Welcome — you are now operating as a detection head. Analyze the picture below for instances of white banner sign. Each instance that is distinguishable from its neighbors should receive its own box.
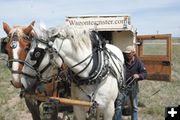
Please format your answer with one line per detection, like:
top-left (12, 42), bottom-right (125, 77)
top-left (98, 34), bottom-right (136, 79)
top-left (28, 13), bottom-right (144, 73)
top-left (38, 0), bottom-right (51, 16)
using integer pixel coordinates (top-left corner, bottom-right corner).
top-left (65, 16), bottom-right (131, 30)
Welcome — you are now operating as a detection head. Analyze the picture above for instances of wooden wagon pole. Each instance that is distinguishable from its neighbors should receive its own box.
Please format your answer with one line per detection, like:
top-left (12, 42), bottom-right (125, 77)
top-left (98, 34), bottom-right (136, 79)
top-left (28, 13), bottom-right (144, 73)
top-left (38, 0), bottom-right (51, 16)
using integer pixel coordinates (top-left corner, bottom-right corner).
top-left (24, 94), bottom-right (93, 107)
top-left (50, 97), bottom-right (93, 107)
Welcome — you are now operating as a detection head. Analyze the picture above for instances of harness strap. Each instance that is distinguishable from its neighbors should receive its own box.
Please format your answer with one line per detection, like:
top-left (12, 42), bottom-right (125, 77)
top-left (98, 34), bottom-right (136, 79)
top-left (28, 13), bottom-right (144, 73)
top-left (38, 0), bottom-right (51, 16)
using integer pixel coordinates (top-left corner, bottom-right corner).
top-left (7, 59), bottom-right (28, 75)
top-left (106, 49), bottom-right (123, 75)
top-left (21, 72), bottom-right (37, 79)
top-left (51, 76), bottom-right (60, 97)
top-left (70, 52), bottom-right (93, 69)
top-left (71, 47), bottom-right (98, 73)
top-left (36, 38), bottom-right (49, 44)
top-left (46, 36), bottom-right (65, 63)
top-left (7, 59), bottom-right (24, 69)
top-left (23, 61), bottom-right (36, 70)
top-left (40, 62), bottom-right (52, 74)
top-left (53, 49), bottom-right (64, 63)
top-left (8, 59), bottom-right (24, 64)
top-left (10, 70), bottom-right (22, 74)
top-left (20, 60), bottom-right (53, 80)
top-left (71, 49), bottom-right (108, 86)
top-left (106, 48), bottom-right (124, 89)
top-left (75, 56), bottom-right (93, 76)
top-left (6, 58), bottom-right (38, 79)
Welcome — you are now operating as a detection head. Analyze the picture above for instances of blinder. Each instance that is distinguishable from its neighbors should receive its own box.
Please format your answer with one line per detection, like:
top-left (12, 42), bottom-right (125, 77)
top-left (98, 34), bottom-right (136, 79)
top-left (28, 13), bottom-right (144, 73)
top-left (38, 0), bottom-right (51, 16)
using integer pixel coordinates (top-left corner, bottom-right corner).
top-left (0, 37), bottom-right (9, 54)
top-left (30, 47), bottom-right (46, 69)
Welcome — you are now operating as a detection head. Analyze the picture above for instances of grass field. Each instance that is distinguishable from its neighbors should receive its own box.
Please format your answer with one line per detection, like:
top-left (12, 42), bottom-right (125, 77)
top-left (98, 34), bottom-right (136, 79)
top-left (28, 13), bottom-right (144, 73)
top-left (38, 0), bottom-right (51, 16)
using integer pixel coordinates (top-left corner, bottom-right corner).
top-left (0, 38), bottom-right (180, 120)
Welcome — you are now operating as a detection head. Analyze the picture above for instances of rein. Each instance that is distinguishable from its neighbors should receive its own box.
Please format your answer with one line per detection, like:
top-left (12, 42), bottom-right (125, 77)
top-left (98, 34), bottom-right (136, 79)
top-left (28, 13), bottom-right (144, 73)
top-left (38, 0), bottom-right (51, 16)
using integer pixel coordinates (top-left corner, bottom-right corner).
top-left (7, 58), bottom-right (37, 78)
top-left (31, 34), bottom-right (96, 82)
top-left (7, 59), bottom-right (24, 68)
top-left (70, 48), bottom-right (98, 75)
top-left (21, 59), bottom-right (54, 80)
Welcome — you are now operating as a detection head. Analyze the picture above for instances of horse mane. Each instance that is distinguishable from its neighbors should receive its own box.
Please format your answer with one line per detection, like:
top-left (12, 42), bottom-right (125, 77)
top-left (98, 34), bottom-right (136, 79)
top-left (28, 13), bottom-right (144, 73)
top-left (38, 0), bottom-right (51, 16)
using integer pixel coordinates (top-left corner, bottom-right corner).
top-left (32, 26), bottom-right (49, 42)
top-left (33, 25), bottom-right (92, 51)
top-left (51, 26), bottom-right (92, 51)
top-left (10, 26), bottom-right (27, 37)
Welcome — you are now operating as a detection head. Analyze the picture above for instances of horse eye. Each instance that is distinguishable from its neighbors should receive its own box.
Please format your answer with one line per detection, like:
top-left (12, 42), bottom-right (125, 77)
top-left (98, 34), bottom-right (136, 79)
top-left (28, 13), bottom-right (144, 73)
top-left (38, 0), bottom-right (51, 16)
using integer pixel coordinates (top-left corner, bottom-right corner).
top-left (23, 35), bottom-right (29, 40)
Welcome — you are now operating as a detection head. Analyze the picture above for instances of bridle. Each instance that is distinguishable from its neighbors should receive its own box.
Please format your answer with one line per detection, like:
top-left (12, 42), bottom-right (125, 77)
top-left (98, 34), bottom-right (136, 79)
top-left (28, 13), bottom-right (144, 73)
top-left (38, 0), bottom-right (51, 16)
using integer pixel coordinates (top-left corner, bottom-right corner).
top-left (20, 32), bottom-right (93, 83)
top-left (21, 32), bottom-right (107, 86)
top-left (21, 37), bottom-right (59, 81)
top-left (6, 33), bottom-right (31, 74)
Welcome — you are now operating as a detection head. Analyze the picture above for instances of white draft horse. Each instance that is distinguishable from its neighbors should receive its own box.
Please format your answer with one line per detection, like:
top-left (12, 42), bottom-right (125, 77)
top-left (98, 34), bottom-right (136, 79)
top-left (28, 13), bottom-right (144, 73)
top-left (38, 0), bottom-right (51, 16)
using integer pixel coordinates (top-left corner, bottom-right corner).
top-left (21, 26), bottom-right (125, 120)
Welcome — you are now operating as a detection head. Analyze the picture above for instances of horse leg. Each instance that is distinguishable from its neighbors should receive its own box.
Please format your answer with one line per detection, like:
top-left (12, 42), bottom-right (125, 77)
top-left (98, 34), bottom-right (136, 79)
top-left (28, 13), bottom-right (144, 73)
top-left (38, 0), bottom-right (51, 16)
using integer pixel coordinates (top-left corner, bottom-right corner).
top-left (94, 76), bottom-right (118, 120)
top-left (103, 100), bottom-right (115, 120)
top-left (93, 100), bottom-right (115, 120)
top-left (73, 106), bottom-right (87, 120)
top-left (24, 96), bottom-right (41, 120)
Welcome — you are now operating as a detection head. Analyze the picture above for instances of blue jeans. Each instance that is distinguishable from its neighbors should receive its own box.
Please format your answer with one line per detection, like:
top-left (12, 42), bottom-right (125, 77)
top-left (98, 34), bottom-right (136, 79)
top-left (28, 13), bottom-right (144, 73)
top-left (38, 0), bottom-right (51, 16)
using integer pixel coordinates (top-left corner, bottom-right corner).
top-left (129, 90), bottom-right (138, 120)
top-left (114, 90), bottom-right (138, 120)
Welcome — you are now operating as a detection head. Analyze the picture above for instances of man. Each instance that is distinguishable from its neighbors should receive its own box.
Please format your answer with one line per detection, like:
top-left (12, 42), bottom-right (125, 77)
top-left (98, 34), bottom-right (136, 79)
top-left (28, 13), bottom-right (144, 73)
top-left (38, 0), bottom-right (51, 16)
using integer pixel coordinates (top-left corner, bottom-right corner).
top-left (114, 45), bottom-right (147, 120)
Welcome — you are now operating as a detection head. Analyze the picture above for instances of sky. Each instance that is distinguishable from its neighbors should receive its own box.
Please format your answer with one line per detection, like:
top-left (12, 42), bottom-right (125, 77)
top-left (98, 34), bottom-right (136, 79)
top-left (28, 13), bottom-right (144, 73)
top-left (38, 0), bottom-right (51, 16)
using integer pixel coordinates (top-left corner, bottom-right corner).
top-left (0, 0), bottom-right (180, 37)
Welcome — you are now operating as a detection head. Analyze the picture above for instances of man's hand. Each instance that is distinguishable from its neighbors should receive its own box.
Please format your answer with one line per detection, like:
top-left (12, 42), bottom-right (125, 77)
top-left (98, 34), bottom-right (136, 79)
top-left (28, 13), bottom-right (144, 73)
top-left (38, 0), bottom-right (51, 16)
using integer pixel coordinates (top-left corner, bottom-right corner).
top-left (133, 74), bottom-right (140, 79)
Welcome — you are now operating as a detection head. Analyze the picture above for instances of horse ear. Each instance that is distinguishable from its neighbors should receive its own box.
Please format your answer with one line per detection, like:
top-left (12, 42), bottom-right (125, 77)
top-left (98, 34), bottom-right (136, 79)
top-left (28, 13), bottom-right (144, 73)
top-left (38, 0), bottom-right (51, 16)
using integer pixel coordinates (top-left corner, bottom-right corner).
top-left (39, 21), bottom-right (47, 30)
top-left (3, 22), bottom-right (11, 34)
top-left (23, 21), bottom-right (35, 35)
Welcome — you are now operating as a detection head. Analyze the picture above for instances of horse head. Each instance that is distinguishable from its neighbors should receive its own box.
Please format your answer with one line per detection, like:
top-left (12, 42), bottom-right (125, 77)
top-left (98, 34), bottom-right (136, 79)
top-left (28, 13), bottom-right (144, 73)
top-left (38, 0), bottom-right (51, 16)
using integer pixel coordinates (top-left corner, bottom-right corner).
top-left (2, 21), bottom-right (35, 88)
top-left (21, 26), bottom-right (63, 90)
